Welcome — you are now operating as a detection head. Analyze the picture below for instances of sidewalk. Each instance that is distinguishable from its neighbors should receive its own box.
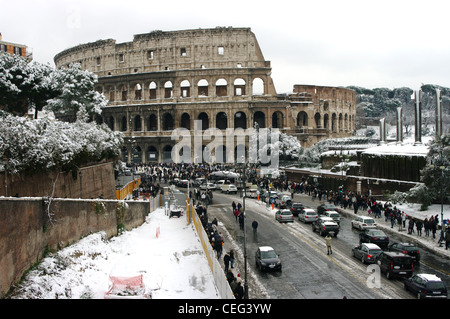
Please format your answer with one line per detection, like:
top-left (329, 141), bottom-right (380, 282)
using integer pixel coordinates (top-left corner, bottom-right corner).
top-left (293, 193), bottom-right (450, 260)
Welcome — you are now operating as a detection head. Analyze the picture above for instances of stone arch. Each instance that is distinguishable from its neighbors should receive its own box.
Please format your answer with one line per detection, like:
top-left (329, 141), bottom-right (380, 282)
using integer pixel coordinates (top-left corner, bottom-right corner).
top-left (147, 114), bottom-right (157, 131)
top-left (198, 112), bottom-right (209, 130)
top-left (216, 112), bottom-right (228, 130)
top-left (234, 78), bottom-right (246, 96)
top-left (162, 112), bottom-right (174, 130)
top-left (324, 114), bottom-right (330, 131)
top-left (339, 113), bottom-right (343, 132)
top-left (121, 85), bottom-right (128, 101)
top-left (180, 80), bottom-right (191, 98)
top-left (132, 146), bottom-right (142, 164)
top-left (134, 114), bottom-right (142, 131)
top-left (254, 111), bottom-right (265, 128)
top-left (162, 145), bottom-right (173, 163)
top-left (252, 78), bottom-right (264, 95)
top-left (215, 78), bottom-right (227, 97)
top-left (149, 81), bottom-right (157, 99)
top-left (134, 83), bottom-right (142, 100)
top-left (107, 116), bottom-right (115, 130)
top-left (164, 81), bottom-right (173, 98)
top-left (234, 111), bottom-right (247, 129)
top-left (107, 85), bottom-right (115, 102)
top-left (121, 115), bottom-right (127, 132)
top-left (198, 79), bottom-right (209, 97)
top-left (147, 146), bottom-right (158, 162)
top-left (314, 113), bottom-right (321, 129)
top-left (180, 112), bottom-right (191, 130)
top-left (272, 111), bottom-right (283, 129)
top-left (297, 111), bottom-right (308, 127)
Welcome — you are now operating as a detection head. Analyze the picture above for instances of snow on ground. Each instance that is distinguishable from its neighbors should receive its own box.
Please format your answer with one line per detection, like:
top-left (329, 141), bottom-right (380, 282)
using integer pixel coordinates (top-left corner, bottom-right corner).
top-left (10, 208), bottom-right (220, 299)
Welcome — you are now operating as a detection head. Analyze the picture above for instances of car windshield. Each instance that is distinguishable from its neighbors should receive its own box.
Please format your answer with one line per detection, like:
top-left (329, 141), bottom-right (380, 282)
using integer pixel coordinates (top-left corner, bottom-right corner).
top-left (369, 249), bottom-right (382, 254)
top-left (261, 250), bottom-right (278, 259)
top-left (281, 211), bottom-right (291, 215)
top-left (393, 258), bottom-right (412, 267)
top-left (403, 246), bottom-right (417, 251)
top-left (365, 219), bottom-right (375, 224)
top-left (306, 212), bottom-right (316, 216)
top-left (330, 213), bottom-right (340, 218)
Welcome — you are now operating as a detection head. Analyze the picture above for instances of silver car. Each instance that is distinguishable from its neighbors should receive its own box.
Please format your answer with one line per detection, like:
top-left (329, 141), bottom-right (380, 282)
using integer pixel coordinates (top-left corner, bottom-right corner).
top-left (275, 209), bottom-right (294, 223)
top-left (298, 208), bottom-right (318, 223)
top-left (352, 243), bottom-right (382, 264)
top-left (321, 210), bottom-right (341, 225)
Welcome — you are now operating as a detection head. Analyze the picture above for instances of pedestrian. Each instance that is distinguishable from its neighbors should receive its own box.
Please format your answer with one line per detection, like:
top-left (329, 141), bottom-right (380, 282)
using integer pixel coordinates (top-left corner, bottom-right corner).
top-left (233, 278), bottom-right (244, 299)
top-left (223, 252), bottom-right (231, 273)
top-left (408, 218), bottom-right (415, 234)
top-left (402, 211), bottom-right (406, 229)
top-left (229, 249), bottom-right (235, 269)
top-left (445, 227), bottom-right (450, 250)
top-left (238, 212), bottom-right (245, 230)
top-left (416, 220), bottom-right (423, 236)
top-left (252, 219), bottom-right (258, 240)
top-left (424, 218), bottom-right (430, 237)
top-left (325, 234), bottom-right (332, 255)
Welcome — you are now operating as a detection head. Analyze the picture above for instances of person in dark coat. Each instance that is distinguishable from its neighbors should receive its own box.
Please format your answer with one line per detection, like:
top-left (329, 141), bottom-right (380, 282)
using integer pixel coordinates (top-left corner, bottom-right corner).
top-left (223, 252), bottom-right (231, 272)
top-left (233, 278), bottom-right (244, 299)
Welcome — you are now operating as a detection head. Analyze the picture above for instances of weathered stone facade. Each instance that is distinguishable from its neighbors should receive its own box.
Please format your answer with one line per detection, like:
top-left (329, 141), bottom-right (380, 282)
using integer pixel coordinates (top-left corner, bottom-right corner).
top-left (54, 27), bottom-right (356, 163)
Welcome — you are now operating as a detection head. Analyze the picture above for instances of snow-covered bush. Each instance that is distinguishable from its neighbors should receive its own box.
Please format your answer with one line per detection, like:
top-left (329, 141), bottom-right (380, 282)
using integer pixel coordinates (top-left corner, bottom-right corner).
top-left (0, 113), bottom-right (123, 174)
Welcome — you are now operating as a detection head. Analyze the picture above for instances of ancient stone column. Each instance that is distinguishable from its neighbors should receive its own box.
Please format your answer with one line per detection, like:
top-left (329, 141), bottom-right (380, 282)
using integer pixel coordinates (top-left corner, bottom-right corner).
top-left (414, 90), bottom-right (422, 144)
top-left (396, 107), bottom-right (403, 143)
top-left (379, 118), bottom-right (386, 144)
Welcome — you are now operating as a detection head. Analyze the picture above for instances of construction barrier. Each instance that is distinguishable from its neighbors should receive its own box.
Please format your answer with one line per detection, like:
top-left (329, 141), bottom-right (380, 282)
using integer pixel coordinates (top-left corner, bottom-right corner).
top-left (188, 201), bottom-right (235, 299)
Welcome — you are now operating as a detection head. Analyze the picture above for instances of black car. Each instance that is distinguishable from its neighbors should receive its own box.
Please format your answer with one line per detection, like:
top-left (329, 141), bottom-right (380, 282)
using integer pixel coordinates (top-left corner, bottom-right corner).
top-left (317, 203), bottom-right (343, 215)
top-left (388, 242), bottom-right (421, 262)
top-left (290, 202), bottom-right (305, 216)
top-left (404, 274), bottom-right (448, 299)
top-left (359, 229), bottom-right (389, 248)
top-left (255, 246), bottom-right (282, 271)
top-left (312, 217), bottom-right (340, 237)
top-left (377, 251), bottom-right (413, 280)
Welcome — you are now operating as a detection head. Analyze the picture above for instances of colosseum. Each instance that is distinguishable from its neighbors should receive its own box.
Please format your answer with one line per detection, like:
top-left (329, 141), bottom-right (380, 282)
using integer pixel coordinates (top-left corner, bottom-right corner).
top-left (54, 27), bottom-right (356, 164)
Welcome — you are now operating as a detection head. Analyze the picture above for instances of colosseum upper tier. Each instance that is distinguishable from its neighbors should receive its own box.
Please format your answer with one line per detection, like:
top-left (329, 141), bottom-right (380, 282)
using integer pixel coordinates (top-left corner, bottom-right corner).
top-left (54, 27), bottom-right (356, 164)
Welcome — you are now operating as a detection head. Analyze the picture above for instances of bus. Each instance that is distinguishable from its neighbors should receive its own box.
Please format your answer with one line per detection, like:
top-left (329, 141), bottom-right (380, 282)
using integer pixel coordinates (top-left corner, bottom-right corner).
top-left (209, 171), bottom-right (243, 188)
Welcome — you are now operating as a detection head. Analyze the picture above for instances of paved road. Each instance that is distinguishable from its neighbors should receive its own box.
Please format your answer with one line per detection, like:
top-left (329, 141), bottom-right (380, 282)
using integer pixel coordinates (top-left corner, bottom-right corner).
top-left (205, 190), bottom-right (450, 299)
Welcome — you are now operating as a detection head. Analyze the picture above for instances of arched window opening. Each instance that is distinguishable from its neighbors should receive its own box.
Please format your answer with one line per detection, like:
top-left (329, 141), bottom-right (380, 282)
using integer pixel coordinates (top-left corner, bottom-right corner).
top-left (252, 78), bottom-right (264, 95)
top-left (234, 78), bottom-right (246, 96)
top-left (149, 82), bottom-right (157, 99)
top-left (134, 115), bottom-right (142, 131)
top-left (147, 114), bottom-right (157, 131)
top-left (134, 83), bottom-right (142, 100)
top-left (272, 111), bottom-right (283, 129)
top-left (162, 113), bottom-right (174, 130)
top-left (121, 85), bottom-right (127, 101)
top-left (180, 80), bottom-right (191, 98)
top-left (216, 78), bottom-right (227, 97)
top-left (254, 111), bottom-right (265, 128)
top-left (314, 113), bottom-right (321, 129)
top-left (181, 113), bottom-right (191, 130)
top-left (198, 79), bottom-right (209, 97)
top-left (234, 111), bottom-right (247, 129)
top-left (147, 146), bottom-right (158, 162)
top-left (121, 116), bottom-right (127, 132)
top-left (216, 112), bottom-right (228, 130)
top-left (297, 111), bottom-right (308, 128)
top-left (164, 81), bottom-right (173, 98)
top-left (198, 112), bottom-right (209, 130)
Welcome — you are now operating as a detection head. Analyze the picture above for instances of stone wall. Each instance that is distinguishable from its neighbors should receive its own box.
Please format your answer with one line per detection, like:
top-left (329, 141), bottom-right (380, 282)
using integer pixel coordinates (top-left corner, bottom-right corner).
top-left (0, 197), bottom-right (151, 298)
top-left (0, 161), bottom-right (116, 199)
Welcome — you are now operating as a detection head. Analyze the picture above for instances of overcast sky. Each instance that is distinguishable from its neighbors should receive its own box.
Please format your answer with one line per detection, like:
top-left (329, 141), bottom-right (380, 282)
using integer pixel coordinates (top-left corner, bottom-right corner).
top-left (2, 0), bottom-right (450, 93)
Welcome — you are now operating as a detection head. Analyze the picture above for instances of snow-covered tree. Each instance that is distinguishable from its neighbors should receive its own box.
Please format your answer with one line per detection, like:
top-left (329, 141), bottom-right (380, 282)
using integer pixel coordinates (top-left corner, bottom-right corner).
top-left (45, 63), bottom-right (107, 120)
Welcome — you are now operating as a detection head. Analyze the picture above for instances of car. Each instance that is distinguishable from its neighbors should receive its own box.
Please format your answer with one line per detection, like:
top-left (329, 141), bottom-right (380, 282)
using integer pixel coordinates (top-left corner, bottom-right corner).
top-left (275, 209), bottom-right (294, 223)
top-left (276, 195), bottom-right (292, 208)
top-left (352, 243), bottom-right (382, 264)
top-left (377, 251), bottom-right (413, 280)
top-left (359, 229), bottom-right (389, 248)
top-left (321, 210), bottom-right (341, 225)
top-left (317, 203), bottom-right (344, 215)
top-left (193, 178), bottom-right (206, 187)
top-left (388, 242), bottom-right (421, 262)
top-left (215, 180), bottom-right (226, 189)
top-left (222, 184), bottom-right (238, 194)
top-left (290, 202), bottom-right (305, 216)
top-left (351, 216), bottom-right (377, 230)
top-left (312, 216), bottom-right (340, 237)
top-left (255, 246), bottom-right (282, 271)
top-left (404, 274), bottom-right (448, 299)
top-left (247, 189), bottom-right (260, 198)
top-left (298, 208), bottom-right (318, 223)
top-left (200, 182), bottom-right (216, 190)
